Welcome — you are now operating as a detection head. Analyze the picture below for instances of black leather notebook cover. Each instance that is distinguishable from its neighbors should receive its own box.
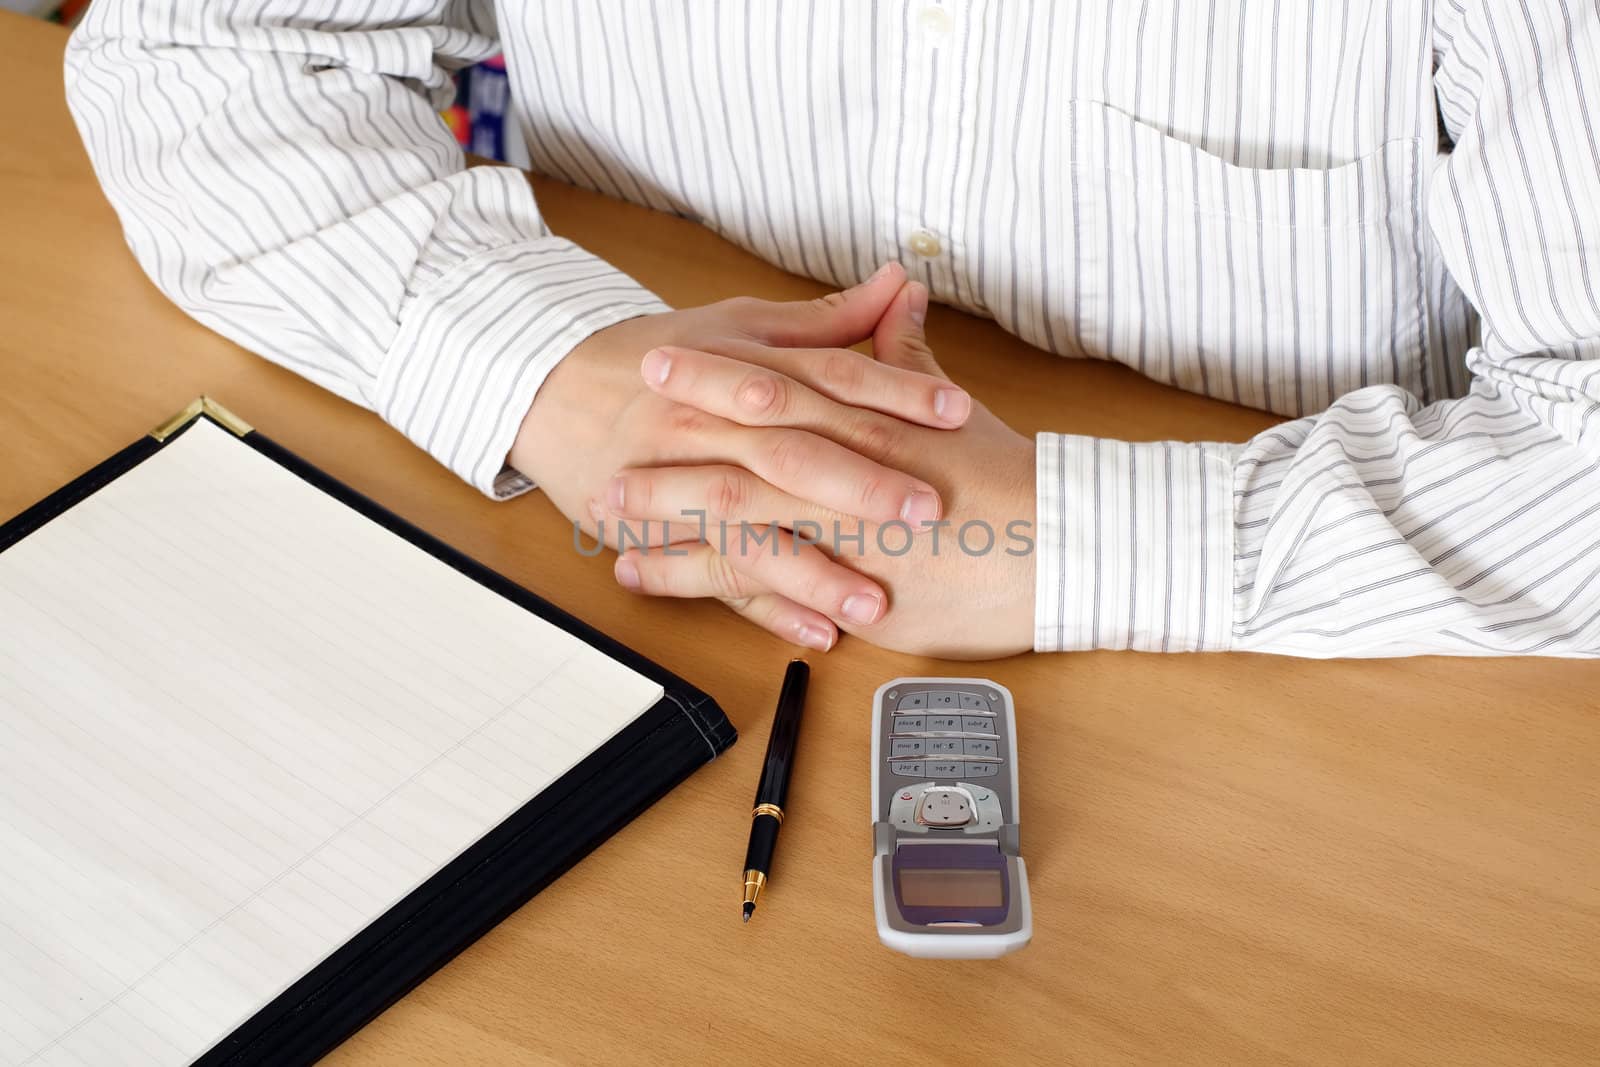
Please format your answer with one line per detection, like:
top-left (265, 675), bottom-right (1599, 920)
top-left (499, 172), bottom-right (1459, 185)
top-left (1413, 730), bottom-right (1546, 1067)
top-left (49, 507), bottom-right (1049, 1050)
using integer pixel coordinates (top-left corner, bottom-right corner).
top-left (0, 400), bottom-right (736, 1066)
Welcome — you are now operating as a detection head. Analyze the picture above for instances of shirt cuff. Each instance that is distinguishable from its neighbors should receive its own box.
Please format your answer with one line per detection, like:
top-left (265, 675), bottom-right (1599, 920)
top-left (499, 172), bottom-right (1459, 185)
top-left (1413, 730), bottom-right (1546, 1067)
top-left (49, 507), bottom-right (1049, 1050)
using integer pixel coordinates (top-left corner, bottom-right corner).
top-left (373, 238), bottom-right (670, 498)
top-left (1034, 433), bottom-right (1240, 653)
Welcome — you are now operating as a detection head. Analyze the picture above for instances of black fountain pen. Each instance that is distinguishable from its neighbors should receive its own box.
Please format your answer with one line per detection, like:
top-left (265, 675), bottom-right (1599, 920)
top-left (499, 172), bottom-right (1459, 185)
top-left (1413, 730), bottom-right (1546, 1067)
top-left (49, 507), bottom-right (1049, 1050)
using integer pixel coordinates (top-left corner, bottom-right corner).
top-left (742, 659), bottom-right (810, 922)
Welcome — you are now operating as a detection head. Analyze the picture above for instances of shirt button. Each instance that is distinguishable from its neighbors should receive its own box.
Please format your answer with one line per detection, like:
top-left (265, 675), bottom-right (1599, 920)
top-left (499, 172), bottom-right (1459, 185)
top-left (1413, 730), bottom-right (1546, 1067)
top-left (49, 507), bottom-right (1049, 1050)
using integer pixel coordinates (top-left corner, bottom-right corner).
top-left (908, 229), bottom-right (942, 258)
top-left (917, 5), bottom-right (953, 36)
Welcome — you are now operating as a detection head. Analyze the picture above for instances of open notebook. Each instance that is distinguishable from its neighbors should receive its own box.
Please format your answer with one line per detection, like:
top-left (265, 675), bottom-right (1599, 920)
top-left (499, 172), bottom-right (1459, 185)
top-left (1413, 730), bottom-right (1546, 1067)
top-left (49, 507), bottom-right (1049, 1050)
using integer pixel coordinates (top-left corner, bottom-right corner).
top-left (0, 401), bottom-right (734, 1066)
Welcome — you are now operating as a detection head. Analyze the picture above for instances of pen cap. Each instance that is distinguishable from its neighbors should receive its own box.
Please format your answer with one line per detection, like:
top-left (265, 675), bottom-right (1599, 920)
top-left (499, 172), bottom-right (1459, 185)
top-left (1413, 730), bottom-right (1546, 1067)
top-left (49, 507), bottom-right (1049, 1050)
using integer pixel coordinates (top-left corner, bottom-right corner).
top-left (753, 660), bottom-right (809, 809)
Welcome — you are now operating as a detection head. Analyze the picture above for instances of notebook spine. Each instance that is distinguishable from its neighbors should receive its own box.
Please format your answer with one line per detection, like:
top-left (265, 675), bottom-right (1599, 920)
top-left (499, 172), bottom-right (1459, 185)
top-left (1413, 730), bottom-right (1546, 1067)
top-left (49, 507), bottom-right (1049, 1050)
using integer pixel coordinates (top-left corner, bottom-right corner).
top-left (0, 432), bottom-right (162, 552)
top-left (198, 698), bottom-right (721, 1066)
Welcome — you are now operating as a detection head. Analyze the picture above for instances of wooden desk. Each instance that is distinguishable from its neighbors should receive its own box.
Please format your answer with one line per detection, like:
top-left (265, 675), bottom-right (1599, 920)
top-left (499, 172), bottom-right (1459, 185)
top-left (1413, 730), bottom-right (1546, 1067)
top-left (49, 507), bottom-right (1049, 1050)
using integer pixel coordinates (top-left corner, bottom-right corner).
top-left (4, 14), bottom-right (1597, 1064)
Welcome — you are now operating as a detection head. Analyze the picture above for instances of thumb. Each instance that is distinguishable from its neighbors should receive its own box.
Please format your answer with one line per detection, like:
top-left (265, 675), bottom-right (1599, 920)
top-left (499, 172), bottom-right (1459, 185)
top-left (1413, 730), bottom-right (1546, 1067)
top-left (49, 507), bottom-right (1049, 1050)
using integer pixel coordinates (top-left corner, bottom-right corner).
top-left (872, 280), bottom-right (949, 379)
top-left (752, 261), bottom-right (908, 348)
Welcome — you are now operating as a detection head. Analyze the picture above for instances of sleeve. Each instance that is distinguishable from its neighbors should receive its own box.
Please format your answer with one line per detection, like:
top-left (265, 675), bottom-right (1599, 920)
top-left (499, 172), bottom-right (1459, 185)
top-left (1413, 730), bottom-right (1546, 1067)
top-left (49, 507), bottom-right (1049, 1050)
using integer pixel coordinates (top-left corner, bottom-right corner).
top-left (1033, 0), bottom-right (1600, 657)
top-left (64, 0), bottom-right (669, 498)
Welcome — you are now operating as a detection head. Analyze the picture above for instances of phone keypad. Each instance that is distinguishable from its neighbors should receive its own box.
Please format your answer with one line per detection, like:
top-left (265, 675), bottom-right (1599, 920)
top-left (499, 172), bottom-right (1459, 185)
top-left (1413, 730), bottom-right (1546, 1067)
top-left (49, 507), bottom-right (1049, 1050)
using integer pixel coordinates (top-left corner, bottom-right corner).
top-left (887, 689), bottom-right (1003, 781)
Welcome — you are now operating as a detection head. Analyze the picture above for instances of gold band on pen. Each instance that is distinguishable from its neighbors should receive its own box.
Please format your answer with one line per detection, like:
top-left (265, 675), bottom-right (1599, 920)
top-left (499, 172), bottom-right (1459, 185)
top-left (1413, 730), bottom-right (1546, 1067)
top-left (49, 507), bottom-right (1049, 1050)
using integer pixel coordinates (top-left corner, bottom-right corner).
top-left (751, 803), bottom-right (784, 824)
top-left (742, 869), bottom-right (767, 908)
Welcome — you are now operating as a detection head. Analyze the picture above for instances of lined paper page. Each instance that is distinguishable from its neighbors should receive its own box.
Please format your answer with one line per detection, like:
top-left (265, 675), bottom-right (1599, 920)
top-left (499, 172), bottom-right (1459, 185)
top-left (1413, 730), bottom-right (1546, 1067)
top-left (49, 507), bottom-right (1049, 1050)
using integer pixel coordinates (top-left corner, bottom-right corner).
top-left (0, 420), bottom-right (664, 1066)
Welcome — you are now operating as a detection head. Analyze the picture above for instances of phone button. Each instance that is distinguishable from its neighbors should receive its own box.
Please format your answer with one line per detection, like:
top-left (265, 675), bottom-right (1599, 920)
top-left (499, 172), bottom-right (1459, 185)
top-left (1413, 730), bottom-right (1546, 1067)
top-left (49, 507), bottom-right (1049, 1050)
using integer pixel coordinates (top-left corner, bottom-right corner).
top-left (958, 692), bottom-right (990, 711)
top-left (892, 715), bottom-right (926, 734)
top-left (963, 761), bottom-right (999, 778)
top-left (963, 784), bottom-right (1004, 831)
top-left (926, 715), bottom-right (963, 732)
top-left (915, 786), bottom-right (976, 827)
top-left (927, 692), bottom-right (961, 710)
top-left (889, 784), bottom-right (929, 832)
top-left (960, 716), bottom-right (995, 734)
top-left (890, 739), bottom-right (925, 757)
top-left (962, 738), bottom-right (999, 757)
top-left (927, 760), bottom-right (964, 778)
top-left (890, 761), bottom-right (926, 777)
top-left (895, 692), bottom-right (928, 710)
top-left (926, 739), bottom-right (962, 755)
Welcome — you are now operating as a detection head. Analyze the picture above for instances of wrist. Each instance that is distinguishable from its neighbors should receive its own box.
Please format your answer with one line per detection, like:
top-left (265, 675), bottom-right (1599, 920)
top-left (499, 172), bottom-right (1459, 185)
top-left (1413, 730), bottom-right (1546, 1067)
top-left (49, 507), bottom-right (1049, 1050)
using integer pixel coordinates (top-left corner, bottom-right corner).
top-left (507, 313), bottom-right (664, 485)
top-left (945, 434), bottom-right (1035, 659)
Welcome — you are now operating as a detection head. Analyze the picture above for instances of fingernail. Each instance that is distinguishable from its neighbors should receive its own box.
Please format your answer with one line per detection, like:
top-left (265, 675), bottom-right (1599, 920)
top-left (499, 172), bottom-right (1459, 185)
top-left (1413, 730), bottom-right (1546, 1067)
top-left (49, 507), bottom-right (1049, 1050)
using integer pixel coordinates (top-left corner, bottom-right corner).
top-left (796, 623), bottom-right (834, 651)
top-left (899, 490), bottom-right (941, 525)
top-left (908, 282), bottom-right (929, 327)
top-left (606, 476), bottom-right (626, 512)
top-left (859, 261), bottom-right (895, 286)
top-left (933, 387), bottom-right (970, 425)
top-left (841, 593), bottom-right (882, 625)
top-left (614, 557), bottom-right (641, 590)
top-left (641, 348), bottom-right (672, 386)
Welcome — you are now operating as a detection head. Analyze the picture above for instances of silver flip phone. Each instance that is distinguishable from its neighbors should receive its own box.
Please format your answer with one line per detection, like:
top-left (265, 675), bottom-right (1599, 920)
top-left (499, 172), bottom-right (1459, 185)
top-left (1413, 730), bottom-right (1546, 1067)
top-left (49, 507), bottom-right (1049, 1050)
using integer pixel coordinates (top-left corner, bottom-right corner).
top-left (871, 678), bottom-right (1031, 958)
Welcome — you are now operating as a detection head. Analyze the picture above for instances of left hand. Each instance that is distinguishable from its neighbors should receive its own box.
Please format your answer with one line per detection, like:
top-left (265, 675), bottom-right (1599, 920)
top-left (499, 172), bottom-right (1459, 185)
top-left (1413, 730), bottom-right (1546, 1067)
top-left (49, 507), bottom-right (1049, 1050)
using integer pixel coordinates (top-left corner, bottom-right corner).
top-left (603, 282), bottom-right (1037, 659)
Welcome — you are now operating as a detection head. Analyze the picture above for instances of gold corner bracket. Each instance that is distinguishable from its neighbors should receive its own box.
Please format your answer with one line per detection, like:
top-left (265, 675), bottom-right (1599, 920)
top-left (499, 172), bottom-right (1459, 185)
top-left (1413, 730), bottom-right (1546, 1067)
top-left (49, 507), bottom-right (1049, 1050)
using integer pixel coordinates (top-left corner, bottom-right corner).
top-left (149, 396), bottom-right (253, 442)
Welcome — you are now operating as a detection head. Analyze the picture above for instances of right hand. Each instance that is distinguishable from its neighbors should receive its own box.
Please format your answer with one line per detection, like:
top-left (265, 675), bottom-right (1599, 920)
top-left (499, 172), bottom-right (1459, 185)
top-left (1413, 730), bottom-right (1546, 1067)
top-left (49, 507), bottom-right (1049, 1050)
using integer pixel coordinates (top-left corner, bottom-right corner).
top-left (508, 262), bottom-right (972, 651)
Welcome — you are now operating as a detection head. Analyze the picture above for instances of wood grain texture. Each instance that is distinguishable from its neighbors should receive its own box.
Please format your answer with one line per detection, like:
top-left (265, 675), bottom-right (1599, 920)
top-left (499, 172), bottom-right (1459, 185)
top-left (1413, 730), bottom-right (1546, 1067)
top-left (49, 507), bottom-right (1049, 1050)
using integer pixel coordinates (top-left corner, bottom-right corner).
top-left (5, 14), bottom-right (1596, 1065)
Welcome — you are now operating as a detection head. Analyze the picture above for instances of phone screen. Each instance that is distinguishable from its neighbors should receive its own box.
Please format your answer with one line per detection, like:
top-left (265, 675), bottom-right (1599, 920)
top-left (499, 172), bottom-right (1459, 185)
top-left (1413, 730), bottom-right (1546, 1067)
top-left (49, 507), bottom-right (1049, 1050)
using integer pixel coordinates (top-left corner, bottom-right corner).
top-left (896, 867), bottom-right (1004, 908)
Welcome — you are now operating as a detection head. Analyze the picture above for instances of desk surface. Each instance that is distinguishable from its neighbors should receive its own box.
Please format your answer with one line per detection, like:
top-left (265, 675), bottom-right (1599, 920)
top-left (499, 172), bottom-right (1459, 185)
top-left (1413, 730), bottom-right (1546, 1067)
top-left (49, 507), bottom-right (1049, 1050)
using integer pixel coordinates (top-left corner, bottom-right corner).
top-left (4, 14), bottom-right (1597, 1065)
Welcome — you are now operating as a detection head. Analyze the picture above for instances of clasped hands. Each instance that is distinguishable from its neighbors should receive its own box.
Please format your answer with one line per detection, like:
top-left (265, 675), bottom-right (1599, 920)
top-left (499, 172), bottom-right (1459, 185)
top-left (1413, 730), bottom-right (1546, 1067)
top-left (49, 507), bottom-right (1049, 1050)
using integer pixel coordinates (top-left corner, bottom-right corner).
top-left (509, 263), bottom-right (1036, 660)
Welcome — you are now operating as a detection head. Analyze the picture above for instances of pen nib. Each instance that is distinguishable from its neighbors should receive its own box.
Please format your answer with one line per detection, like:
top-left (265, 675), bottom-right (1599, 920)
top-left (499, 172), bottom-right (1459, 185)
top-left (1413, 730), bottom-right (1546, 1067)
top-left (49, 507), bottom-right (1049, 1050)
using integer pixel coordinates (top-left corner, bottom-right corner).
top-left (742, 901), bottom-right (755, 923)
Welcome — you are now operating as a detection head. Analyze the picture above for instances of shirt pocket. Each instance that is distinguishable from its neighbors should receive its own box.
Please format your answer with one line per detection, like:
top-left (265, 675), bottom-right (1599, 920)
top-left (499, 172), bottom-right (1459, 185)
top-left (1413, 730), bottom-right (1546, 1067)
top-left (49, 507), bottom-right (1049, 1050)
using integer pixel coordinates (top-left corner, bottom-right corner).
top-left (1057, 99), bottom-right (1427, 418)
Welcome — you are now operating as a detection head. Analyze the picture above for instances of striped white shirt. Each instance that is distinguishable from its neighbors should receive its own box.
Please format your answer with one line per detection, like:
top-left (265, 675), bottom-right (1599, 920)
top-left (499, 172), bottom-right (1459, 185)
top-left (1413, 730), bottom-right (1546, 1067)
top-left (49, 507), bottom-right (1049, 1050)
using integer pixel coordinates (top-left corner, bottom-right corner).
top-left (65, 1), bottom-right (1600, 657)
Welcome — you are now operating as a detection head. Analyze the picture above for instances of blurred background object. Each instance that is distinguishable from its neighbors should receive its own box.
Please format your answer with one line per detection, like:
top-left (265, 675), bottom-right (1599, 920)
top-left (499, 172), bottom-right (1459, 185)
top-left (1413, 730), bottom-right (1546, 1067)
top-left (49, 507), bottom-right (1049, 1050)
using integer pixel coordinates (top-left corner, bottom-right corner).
top-left (450, 54), bottom-right (530, 167)
top-left (4, 0), bottom-right (88, 22)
